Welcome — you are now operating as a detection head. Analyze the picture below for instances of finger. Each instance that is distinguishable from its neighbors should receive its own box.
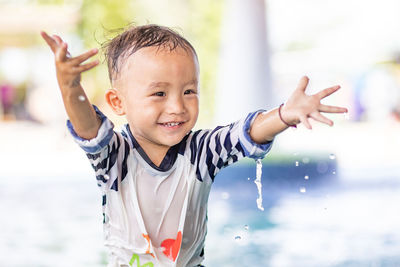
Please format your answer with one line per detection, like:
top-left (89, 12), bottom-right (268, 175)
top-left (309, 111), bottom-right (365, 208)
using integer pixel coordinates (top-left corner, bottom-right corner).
top-left (55, 42), bottom-right (68, 62)
top-left (72, 60), bottom-right (99, 73)
top-left (316, 85), bottom-right (340, 99)
top-left (70, 48), bottom-right (98, 65)
top-left (319, 104), bottom-right (348, 114)
top-left (40, 31), bottom-right (58, 53)
top-left (296, 76), bottom-right (310, 92)
top-left (299, 115), bottom-right (312, 130)
top-left (310, 112), bottom-right (333, 126)
top-left (52, 35), bottom-right (72, 58)
top-left (52, 34), bottom-right (63, 45)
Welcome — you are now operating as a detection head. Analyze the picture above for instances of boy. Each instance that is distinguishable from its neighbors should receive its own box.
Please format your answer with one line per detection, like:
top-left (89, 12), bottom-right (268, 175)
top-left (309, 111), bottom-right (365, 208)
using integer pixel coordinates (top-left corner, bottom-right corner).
top-left (41, 24), bottom-right (347, 267)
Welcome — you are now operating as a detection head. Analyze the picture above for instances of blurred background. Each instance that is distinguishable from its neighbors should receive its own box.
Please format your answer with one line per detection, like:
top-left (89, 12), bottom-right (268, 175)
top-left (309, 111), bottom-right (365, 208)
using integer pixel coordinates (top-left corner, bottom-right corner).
top-left (1, 0), bottom-right (400, 266)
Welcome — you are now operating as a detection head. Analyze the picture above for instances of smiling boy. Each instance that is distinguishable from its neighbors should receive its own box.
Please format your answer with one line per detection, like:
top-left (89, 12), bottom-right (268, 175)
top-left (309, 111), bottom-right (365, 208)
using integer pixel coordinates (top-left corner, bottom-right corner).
top-left (109, 45), bottom-right (200, 166)
top-left (41, 24), bottom-right (347, 267)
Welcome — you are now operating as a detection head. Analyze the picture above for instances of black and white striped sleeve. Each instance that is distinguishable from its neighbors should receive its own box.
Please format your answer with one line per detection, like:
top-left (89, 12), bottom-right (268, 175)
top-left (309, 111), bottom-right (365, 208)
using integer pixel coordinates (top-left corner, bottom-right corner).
top-left (189, 110), bottom-right (273, 182)
top-left (67, 105), bottom-right (130, 191)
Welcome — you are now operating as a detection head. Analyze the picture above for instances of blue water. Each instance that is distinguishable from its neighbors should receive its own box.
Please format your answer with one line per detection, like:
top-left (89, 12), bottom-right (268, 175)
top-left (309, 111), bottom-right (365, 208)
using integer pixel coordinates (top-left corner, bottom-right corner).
top-left (1, 157), bottom-right (400, 267)
top-left (204, 158), bottom-right (400, 267)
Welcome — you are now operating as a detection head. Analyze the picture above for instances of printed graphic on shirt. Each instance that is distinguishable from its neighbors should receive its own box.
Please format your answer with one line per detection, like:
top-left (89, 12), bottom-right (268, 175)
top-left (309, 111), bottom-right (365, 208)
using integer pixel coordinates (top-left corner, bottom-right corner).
top-left (161, 231), bottom-right (182, 261)
top-left (129, 253), bottom-right (154, 267)
top-left (142, 234), bottom-right (155, 258)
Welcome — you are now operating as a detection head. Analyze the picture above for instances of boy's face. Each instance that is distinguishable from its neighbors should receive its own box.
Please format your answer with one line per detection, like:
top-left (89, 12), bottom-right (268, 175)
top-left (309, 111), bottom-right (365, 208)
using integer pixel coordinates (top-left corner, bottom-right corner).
top-left (114, 46), bottom-right (199, 152)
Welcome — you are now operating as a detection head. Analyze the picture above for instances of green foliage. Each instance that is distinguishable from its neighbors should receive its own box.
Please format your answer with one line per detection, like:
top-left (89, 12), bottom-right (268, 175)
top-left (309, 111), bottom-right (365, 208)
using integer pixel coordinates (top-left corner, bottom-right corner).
top-left (43, 0), bottom-right (225, 120)
top-left (77, 0), bottom-right (137, 101)
top-left (78, 0), bottom-right (135, 48)
top-left (186, 0), bottom-right (225, 126)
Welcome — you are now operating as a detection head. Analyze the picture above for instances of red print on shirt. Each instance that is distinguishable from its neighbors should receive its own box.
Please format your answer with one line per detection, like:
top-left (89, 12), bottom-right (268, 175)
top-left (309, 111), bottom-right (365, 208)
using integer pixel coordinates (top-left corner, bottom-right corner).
top-left (161, 231), bottom-right (182, 262)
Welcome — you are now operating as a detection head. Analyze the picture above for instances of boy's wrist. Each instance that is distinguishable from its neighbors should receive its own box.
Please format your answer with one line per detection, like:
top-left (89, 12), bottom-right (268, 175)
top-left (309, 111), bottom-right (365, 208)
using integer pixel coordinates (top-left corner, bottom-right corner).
top-left (279, 103), bottom-right (299, 127)
top-left (57, 77), bottom-right (82, 91)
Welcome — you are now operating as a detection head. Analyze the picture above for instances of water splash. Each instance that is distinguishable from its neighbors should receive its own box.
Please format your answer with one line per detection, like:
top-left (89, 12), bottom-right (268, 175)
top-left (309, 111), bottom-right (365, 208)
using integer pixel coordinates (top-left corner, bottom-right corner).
top-left (254, 159), bottom-right (264, 211)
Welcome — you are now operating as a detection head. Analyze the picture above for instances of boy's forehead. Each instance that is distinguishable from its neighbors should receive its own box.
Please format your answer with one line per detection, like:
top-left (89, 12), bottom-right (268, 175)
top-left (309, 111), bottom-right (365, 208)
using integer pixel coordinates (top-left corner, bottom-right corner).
top-left (126, 46), bottom-right (197, 72)
top-left (114, 46), bottom-right (199, 88)
top-left (129, 45), bottom-right (197, 64)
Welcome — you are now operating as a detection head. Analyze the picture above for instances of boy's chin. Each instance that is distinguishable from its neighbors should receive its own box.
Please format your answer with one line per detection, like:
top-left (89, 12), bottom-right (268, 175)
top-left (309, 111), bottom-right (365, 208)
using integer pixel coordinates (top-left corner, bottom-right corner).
top-left (157, 133), bottom-right (189, 148)
top-left (159, 138), bottom-right (183, 148)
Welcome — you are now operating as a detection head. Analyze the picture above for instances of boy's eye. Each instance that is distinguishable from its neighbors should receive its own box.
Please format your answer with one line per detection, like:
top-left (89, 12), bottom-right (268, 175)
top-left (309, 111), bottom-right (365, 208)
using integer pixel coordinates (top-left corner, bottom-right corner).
top-left (153, 92), bottom-right (165, 97)
top-left (184, 89), bottom-right (196, 95)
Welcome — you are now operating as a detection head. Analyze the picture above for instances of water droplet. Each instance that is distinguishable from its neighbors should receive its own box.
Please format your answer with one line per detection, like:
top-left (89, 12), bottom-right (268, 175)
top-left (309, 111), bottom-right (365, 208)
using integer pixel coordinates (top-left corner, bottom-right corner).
top-left (254, 159), bottom-right (264, 211)
top-left (329, 154), bottom-right (336, 160)
top-left (332, 171), bottom-right (336, 175)
top-left (234, 235), bottom-right (241, 241)
top-left (304, 175), bottom-right (309, 180)
top-left (295, 161), bottom-right (299, 167)
top-left (302, 157), bottom-right (310, 164)
top-left (221, 192), bottom-right (230, 200)
top-left (247, 177), bottom-right (250, 181)
top-left (104, 174), bottom-right (109, 180)
top-left (299, 187), bottom-right (306, 193)
top-left (244, 225), bottom-right (249, 231)
top-left (78, 95), bottom-right (86, 101)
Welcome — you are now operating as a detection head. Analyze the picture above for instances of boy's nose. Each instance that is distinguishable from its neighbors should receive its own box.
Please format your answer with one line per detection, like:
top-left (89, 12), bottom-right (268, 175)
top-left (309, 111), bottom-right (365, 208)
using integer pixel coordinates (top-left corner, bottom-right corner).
top-left (166, 96), bottom-right (185, 115)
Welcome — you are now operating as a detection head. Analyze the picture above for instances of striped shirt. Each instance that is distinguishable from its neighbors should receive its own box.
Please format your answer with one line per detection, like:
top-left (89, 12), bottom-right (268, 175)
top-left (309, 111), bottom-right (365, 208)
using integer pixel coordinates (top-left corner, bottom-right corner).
top-left (67, 106), bottom-right (272, 267)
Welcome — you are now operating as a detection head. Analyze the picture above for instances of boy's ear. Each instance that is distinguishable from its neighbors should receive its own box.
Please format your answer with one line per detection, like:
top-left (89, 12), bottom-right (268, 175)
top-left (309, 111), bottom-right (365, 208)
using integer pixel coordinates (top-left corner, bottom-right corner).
top-left (105, 88), bottom-right (125, 115)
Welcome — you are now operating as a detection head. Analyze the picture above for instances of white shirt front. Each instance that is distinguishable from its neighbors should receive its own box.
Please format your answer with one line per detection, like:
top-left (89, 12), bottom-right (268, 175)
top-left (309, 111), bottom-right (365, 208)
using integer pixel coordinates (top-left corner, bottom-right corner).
top-left (68, 106), bottom-right (272, 267)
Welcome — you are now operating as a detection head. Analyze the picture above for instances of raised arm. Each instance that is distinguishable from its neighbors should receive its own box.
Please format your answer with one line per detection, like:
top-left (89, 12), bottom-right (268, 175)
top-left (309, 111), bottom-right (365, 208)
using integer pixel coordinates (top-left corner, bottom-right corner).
top-left (41, 31), bottom-right (101, 139)
top-left (250, 76), bottom-right (348, 143)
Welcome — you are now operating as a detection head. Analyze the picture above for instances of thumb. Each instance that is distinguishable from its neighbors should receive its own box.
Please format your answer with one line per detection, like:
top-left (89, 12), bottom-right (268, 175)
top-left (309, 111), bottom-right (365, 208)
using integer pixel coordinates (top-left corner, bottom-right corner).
top-left (55, 42), bottom-right (68, 62)
top-left (296, 76), bottom-right (309, 92)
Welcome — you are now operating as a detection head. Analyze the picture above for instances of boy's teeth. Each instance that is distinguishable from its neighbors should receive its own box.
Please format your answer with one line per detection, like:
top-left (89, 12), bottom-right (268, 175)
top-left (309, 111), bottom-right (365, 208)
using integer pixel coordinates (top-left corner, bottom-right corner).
top-left (165, 122), bottom-right (180, 127)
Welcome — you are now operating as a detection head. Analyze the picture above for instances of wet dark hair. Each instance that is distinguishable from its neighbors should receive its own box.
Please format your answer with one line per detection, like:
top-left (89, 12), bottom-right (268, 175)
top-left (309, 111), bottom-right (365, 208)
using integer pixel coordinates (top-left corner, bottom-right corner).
top-left (102, 24), bottom-right (198, 83)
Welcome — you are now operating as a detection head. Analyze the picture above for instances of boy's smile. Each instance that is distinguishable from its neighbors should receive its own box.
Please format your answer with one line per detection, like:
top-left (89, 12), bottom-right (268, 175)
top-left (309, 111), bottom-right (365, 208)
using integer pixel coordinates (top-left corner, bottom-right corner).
top-left (108, 46), bottom-right (199, 166)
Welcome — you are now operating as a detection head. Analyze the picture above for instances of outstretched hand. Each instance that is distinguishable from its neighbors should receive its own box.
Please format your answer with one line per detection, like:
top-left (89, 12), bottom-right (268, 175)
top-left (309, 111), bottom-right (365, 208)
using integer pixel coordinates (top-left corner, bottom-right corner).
top-left (40, 31), bottom-right (99, 90)
top-left (281, 76), bottom-right (348, 129)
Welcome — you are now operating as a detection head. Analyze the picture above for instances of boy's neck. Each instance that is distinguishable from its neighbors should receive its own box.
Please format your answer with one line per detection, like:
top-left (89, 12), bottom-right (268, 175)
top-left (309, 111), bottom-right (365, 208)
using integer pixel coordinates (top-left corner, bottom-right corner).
top-left (144, 145), bottom-right (170, 167)
top-left (135, 137), bottom-right (171, 168)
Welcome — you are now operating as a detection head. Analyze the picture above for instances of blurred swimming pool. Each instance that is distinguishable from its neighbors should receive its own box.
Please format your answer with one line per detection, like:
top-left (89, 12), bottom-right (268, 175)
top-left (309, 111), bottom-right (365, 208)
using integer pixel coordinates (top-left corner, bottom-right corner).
top-left (1, 157), bottom-right (400, 267)
top-left (205, 158), bottom-right (400, 267)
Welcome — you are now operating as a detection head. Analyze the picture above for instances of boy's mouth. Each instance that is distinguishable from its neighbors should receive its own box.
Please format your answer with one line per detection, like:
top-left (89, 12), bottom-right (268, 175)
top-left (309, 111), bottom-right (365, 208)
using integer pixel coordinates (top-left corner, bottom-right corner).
top-left (159, 121), bottom-right (185, 128)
